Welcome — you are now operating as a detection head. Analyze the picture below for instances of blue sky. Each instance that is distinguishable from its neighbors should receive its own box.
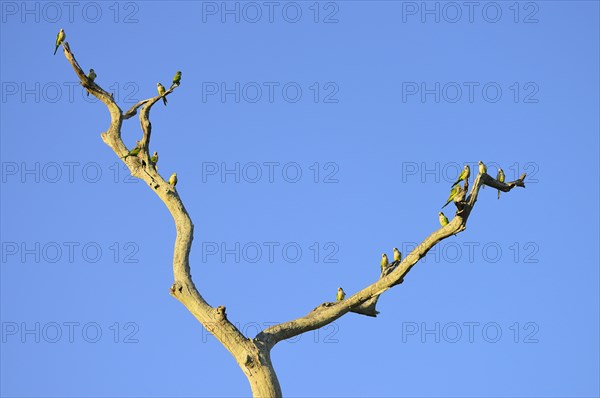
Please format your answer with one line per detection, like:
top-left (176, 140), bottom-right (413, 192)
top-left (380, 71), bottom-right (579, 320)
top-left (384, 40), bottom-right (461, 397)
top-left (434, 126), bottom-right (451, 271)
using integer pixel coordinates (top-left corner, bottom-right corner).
top-left (1, 1), bottom-right (599, 397)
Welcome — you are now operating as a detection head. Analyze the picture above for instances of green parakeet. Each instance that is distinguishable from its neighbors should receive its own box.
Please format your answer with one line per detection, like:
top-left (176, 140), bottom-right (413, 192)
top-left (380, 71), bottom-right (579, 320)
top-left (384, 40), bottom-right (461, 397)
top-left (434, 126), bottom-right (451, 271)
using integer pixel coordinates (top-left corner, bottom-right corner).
top-left (150, 151), bottom-right (158, 164)
top-left (54, 29), bottom-right (66, 55)
top-left (157, 83), bottom-right (167, 106)
top-left (121, 141), bottom-right (141, 159)
top-left (442, 185), bottom-right (463, 208)
top-left (478, 160), bottom-right (487, 174)
top-left (452, 165), bottom-right (470, 187)
top-left (438, 211), bottom-right (449, 226)
top-left (172, 71), bottom-right (182, 87)
top-left (380, 253), bottom-right (389, 273)
top-left (393, 247), bottom-right (402, 264)
top-left (497, 168), bottom-right (505, 199)
top-left (86, 68), bottom-right (96, 96)
top-left (336, 287), bottom-right (346, 301)
top-left (169, 172), bottom-right (178, 186)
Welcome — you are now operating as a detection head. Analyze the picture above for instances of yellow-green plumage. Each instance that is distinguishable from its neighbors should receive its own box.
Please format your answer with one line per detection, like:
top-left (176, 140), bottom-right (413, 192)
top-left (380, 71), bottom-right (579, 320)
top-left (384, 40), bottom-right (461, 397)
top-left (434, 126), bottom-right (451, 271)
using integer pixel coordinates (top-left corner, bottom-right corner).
top-left (150, 151), bottom-right (158, 164)
top-left (336, 287), bottom-right (346, 301)
top-left (497, 168), bottom-right (505, 200)
top-left (478, 161), bottom-right (487, 174)
top-left (438, 211), bottom-right (449, 226)
top-left (121, 141), bottom-right (141, 159)
top-left (54, 29), bottom-right (65, 55)
top-left (442, 185), bottom-right (462, 208)
top-left (452, 165), bottom-right (470, 187)
top-left (393, 247), bottom-right (402, 263)
top-left (157, 83), bottom-right (167, 106)
top-left (172, 71), bottom-right (182, 87)
top-left (380, 253), bottom-right (389, 273)
top-left (169, 172), bottom-right (178, 186)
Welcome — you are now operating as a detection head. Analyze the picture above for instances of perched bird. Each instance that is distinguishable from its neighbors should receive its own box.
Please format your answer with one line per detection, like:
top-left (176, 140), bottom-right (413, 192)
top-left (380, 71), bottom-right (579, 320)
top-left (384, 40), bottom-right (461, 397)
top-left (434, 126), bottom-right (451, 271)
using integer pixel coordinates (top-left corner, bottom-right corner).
top-left (169, 172), bottom-right (178, 186)
top-left (150, 151), bottom-right (158, 164)
top-left (86, 68), bottom-right (96, 96)
top-left (478, 160), bottom-right (487, 174)
top-left (438, 211), bottom-right (449, 227)
top-left (336, 287), bottom-right (346, 301)
top-left (497, 168), bottom-right (505, 200)
top-left (442, 185), bottom-right (463, 208)
top-left (121, 141), bottom-right (141, 159)
top-left (157, 83), bottom-right (167, 105)
top-left (54, 29), bottom-right (66, 55)
top-left (380, 253), bottom-right (389, 273)
top-left (172, 71), bottom-right (182, 87)
top-left (393, 247), bottom-right (402, 265)
top-left (452, 165), bottom-right (470, 187)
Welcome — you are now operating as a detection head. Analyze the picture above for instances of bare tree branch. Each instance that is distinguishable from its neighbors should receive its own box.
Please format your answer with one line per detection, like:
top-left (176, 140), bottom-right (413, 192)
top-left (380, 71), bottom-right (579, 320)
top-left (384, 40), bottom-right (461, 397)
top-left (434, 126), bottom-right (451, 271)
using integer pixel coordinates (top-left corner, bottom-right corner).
top-left (61, 37), bottom-right (527, 398)
top-left (255, 172), bottom-right (526, 350)
top-left (61, 41), bottom-right (282, 397)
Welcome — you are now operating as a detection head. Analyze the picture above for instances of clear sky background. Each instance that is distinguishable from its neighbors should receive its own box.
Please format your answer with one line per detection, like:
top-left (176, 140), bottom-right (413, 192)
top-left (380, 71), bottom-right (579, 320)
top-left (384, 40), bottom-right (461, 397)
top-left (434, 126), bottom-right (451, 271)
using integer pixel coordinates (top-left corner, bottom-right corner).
top-left (1, 1), bottom-right (599, 397)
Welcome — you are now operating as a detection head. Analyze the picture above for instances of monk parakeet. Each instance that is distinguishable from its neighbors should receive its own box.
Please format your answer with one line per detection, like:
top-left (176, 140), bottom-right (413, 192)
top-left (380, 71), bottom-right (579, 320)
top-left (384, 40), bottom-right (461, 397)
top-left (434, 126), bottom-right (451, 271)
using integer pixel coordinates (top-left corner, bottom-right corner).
top-left (380, 253), bottom-right (389, 273)
top-left (121, 141), bottom-right (141, 159)
top-left (54, 29), bottom-right (66, 55)
top-left (172, 71), bottom-right (181, 87)
top-left (150, 151), bottom-right (158, 164)
top-left (438, 211), bottom-right (449, 226)
top-left (452, 165), bottom-right (470, 187)
top-left (336, 287), bottom-right (346, 301)
top-left (393, 247), bottom-right (402, 265)
top-left (157, 83), bottom-right (167, 106)
top-left (442, 185), bottom-right (463, 208)
top-left (478, 160), bottom-right (487, 174)
top-left (497, 168), bottom-right (505, 199)
top-left (169, 172), bottom-right (178, 186)
top-left (86, 69), bottom-right (96, 96)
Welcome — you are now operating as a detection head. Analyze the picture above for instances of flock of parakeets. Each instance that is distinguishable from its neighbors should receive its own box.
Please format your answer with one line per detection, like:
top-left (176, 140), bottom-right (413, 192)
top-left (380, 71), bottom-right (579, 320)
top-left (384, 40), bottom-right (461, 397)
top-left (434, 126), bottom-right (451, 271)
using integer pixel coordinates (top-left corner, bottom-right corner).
top-left (438, 160), bottom-right (506, 228)
top-left (336, 162), bottom-right (507, 302)
top-left (55, 29), bottom-right (182, 189)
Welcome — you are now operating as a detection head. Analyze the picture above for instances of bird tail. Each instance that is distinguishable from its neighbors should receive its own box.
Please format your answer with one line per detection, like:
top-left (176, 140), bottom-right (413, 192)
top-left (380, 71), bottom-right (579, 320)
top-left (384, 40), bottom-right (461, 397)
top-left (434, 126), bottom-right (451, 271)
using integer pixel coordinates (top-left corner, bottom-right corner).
top-left (441, 200), bottom-right (451, 209)
top-left (497, 190), bottom-right (501, 200)
top-left (53, 45), bottom-right (58, 55)
top-left (162, 97), bottom-right (168, 106)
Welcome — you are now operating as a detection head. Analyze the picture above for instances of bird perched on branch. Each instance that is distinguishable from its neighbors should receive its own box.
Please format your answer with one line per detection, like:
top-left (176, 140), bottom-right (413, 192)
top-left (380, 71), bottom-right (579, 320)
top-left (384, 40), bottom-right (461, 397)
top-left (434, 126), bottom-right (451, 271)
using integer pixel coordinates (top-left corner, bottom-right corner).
top-left (380, 253), bottom-right (389, 273)
top-left (86, 69), bottom-right (96, 96)
top-left (54, 29), bottom-right (65, 55)
top-left (452, 165), bottom-right (470, 187)
top-left (169, 172), bottom-right (178, 186)
top-left (393, 247), bottom-right (402, 266)
top-left (172, 71), bottom-right (182, 88)
top-left (121, 141), bottom-right (141, 159)
top-left (150, 151), bottom-right (158, 164)
top-left (157, 83), bottom-right (167, 105)
top-left (442, 184), bottom-right (463, 208)
top-left (336, 287), bottom-right (346, 301)
top-left (497, 168), bottom-right (505, 199)
top-left (478, 160), bottom-right (487, 174)
top-left (438, 211), bottom-right (449, 227)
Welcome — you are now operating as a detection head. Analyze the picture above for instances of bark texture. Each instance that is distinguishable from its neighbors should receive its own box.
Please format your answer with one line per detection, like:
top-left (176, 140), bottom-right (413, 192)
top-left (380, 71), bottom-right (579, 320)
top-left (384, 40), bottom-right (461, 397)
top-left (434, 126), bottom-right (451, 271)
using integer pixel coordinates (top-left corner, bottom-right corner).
top-left (60, 41), bottom-right (526, 397)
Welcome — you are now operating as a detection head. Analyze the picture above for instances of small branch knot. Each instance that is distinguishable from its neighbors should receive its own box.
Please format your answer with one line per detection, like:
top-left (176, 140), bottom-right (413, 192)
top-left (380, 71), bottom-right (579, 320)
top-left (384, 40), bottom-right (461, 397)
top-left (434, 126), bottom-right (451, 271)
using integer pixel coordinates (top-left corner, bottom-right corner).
top-left (244, 355), bottom-right (255, 369)
top-left (216, 305), bottom-right (227, 320)
top-left (169, 282), bottom-right (184, 297)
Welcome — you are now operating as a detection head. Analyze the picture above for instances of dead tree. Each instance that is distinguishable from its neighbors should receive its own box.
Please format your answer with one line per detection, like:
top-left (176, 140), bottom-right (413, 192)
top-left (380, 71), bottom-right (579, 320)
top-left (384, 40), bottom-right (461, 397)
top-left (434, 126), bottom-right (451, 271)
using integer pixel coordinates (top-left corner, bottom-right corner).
top-left (59, 41), bottom-right (526, 397)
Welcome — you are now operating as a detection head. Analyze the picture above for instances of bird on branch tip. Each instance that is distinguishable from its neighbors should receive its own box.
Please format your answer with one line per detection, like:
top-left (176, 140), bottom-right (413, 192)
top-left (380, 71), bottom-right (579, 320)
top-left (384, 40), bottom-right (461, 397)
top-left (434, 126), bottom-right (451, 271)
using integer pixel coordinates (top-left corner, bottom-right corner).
top-left (86, 68), bottom-right (96, 96)
top-left (54, 29), bottom-right (65, 55)
top-left (497, 168), bottom-right (505, 200)
top-left (452, 165), bottom-right (470, 187)
top-left (169, 172), bottom-right (178, 186)
top-left (171, 71), bottom-right (181, 88)
top-left (478, 161), bottom-right (487, 189)
top-left (438, 211), bottom-right (449, 227)
top-left (157, 83), bottom-right (167, 106)
top-left (336, 287), bottom-right (346, 301)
